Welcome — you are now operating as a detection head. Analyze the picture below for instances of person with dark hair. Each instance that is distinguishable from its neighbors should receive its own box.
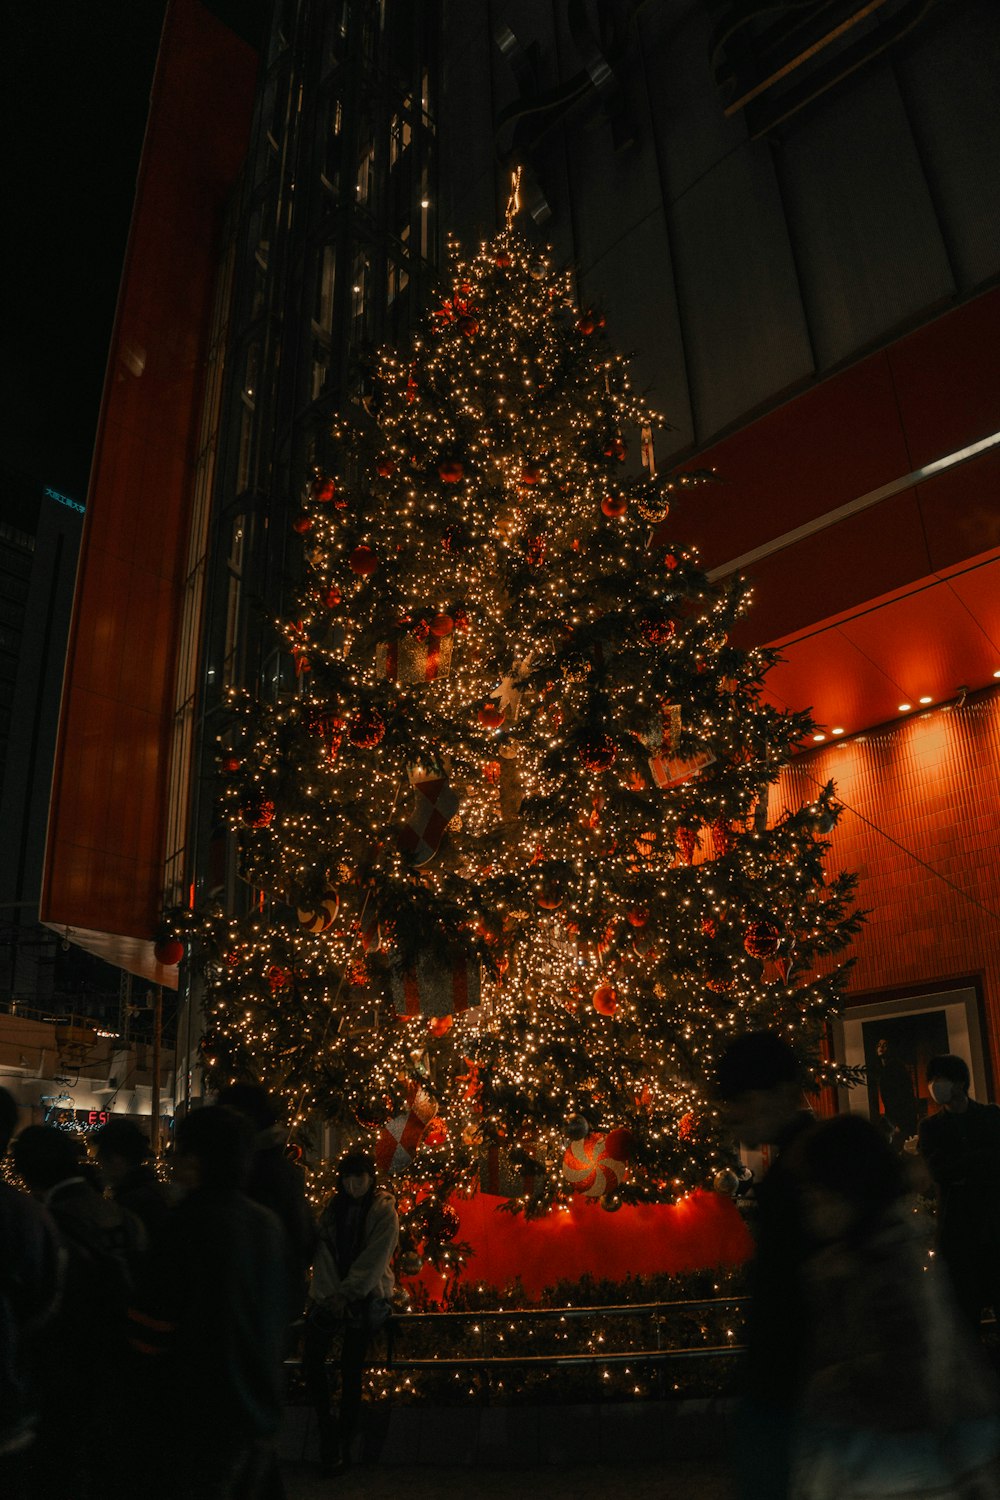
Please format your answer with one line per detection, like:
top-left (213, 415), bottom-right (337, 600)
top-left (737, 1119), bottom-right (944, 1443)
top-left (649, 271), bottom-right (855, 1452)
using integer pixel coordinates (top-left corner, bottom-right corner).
top-left (0, 1091), bottom-right (63, 1495)
top-left (918, 1053), bottom-right (1000, 1329)
top-left (94, 1117), bottom-right (171, 1241)
top-left (13, 1123), bottom-right (144, 1500)
top-left (792, 1113), bottom-right (1000, 1499)
top-left (302, 1149), bottom-right (398, 1474)
top-left (127, 1105), bottom-right (293, 1498)
top-left (218, 1082), bottom-right (316, 1277)
top-left (713, 1030), bottom-right (816, 1500)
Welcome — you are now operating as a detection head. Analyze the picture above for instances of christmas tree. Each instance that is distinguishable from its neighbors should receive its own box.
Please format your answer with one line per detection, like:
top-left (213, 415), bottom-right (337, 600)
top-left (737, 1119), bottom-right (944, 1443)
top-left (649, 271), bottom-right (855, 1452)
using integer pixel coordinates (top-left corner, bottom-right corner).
top-left (194, 193), bottom-right (861, 1249)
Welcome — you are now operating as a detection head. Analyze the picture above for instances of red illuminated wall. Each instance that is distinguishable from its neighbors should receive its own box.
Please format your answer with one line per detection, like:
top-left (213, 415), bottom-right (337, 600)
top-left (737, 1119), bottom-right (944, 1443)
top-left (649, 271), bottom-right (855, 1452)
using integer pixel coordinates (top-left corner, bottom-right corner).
top-left (42, 0), bottom-right (256, 972)
top-left (778, 688), bottom-right (1000, 1091)
top-left (682, 285), bottom-right (1000, 646)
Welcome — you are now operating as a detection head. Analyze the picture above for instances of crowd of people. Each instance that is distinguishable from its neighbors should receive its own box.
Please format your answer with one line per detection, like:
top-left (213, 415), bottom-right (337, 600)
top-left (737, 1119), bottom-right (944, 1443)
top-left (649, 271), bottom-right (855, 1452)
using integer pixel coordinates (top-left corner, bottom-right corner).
top-left (716, 1033), bottom-right (1000, 1500)
top-left (0, 1084), bottom-right (398, 1500)
top-left (2, 1040), bottom-right (1000, 1500)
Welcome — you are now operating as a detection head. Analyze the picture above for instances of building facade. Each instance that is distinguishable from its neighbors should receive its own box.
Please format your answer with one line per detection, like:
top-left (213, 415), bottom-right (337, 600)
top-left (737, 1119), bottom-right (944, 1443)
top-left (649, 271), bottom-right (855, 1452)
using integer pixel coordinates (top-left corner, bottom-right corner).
top-left (42, 0), bottom-right (1000, 1130)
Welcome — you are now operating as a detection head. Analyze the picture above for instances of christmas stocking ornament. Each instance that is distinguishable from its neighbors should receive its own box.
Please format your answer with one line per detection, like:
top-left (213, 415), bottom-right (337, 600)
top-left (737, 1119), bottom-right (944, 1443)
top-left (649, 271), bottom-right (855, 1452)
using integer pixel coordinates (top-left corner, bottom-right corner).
top-left (398, 768), bottom-right (459, 866)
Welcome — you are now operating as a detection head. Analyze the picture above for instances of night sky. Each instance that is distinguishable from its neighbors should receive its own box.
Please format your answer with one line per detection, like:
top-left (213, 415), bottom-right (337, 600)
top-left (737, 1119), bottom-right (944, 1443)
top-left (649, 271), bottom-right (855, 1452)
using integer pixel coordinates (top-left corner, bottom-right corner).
top-left (4, 2), bottom-right (168, 508)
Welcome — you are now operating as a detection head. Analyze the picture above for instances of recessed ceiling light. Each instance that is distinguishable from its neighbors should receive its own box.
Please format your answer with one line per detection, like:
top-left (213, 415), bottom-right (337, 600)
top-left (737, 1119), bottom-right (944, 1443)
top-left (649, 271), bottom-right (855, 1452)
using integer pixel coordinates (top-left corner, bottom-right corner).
top-left (898, 703), bottom-right (912, 712)
top-left (812, 733), bottom-right (826, 742)
top-left (832, 727), bottom-right (845, 736)
top-left (919, 696), bottom-right (933, 704)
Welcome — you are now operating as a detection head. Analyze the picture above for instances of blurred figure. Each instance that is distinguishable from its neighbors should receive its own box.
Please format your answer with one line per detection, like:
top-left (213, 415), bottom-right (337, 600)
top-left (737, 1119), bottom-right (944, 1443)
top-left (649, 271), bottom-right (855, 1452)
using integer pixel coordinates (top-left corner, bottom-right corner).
top-left (0, 1091), bottom-right (63, 1497)
top-left (94, 1117), bottom-right (171, 1242)
top-left (919, 1053), bottom-right (1000, 1329)
top-left (714, 1030), bottom-right (816, 1500)
top-left (13, 1124), bottom-right (144, 1500)
top-left (218, 1082), bottom-right (316, 1279)
top-left (792, 1114), bottom-right (1000, 1499)
top-left (303, 1149), bottom-right (398, 1474)
top-left (874, 1037), bottom-right (918, 1148)
top-left (128, 1105), bottom-right (293, 1499)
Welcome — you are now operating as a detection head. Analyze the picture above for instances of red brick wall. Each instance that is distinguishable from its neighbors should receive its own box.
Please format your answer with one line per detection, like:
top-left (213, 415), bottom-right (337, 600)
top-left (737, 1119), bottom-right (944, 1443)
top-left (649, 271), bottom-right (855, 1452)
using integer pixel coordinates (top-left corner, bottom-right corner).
top-left (778, 687), bottom-right (1000, 1094)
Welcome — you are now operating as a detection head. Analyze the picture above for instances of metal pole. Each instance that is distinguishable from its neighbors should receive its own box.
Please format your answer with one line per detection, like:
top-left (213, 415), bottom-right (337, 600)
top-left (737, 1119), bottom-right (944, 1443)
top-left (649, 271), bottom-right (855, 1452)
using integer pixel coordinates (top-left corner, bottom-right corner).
top-left (151, 985), bottom-right (162, 1156)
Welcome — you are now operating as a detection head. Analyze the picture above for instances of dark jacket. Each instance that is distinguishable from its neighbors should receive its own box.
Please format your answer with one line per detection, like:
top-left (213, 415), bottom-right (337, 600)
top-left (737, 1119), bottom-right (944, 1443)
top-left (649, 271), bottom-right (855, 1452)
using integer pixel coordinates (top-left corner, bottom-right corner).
top-left (743, 1110), bottom-right (817, 1406)
top-left (0, 1183), bottom-right (63, 1456)
top-left (128, 1187), bottom-right (292, 1449)
top-left (919, 1099), bottom-right (1000, 1247)
top-left (246, 1126), bottom-right (316, 1274)
top-left (112, 1163), bottom-right (172, 1244)
top-left (43, 1177), bottom-right (145, 1347)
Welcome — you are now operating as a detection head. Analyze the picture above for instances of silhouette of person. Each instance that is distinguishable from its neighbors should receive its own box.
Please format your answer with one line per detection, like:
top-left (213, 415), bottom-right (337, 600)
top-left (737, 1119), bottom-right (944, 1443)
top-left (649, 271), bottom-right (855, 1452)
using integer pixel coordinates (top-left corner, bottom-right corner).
top-left (127, 1106), bottom-right (294, 1498)
top-left (13, 1124), bottom-right (144, 1500)
top-left (0, 1090), bottom-right (63, 1498)
top-left (792, 1114), bottom-right (1000, 1498)
top-left (714, 1031), bottom-right (817, 1500)
top-left (919, 1053), bottom-right (1000, 1329)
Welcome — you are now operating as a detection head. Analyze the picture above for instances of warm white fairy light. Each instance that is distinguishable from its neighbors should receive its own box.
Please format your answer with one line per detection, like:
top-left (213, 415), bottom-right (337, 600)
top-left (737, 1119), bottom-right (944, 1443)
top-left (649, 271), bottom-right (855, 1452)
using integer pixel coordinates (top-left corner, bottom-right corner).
top-left (180, 222), bottom-right (861, 1248)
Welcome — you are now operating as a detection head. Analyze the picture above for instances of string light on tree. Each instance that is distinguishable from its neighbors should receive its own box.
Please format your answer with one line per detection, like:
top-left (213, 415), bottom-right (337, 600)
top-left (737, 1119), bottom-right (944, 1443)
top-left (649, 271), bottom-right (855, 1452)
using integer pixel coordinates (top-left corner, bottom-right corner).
top-left (182, 191), bottom-right (861, 1249)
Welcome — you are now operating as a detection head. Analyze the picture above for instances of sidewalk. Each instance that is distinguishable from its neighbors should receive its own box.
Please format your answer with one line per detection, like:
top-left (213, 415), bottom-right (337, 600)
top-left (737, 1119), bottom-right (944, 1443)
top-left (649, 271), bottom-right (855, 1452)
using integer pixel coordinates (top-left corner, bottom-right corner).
top-left (283, 1457), bottom-right (736, 1499)
top-left (279, 1397), bottom-right (738, 1497)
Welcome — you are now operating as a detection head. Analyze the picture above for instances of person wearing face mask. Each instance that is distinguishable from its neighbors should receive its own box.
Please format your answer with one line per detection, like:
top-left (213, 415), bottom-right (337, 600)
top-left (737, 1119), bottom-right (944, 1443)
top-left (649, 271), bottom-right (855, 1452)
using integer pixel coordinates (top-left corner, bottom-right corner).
top-left (918, 1054), bottom-right (1000, 1330)
top-left (301, 1150), bottom-right (398, 1474)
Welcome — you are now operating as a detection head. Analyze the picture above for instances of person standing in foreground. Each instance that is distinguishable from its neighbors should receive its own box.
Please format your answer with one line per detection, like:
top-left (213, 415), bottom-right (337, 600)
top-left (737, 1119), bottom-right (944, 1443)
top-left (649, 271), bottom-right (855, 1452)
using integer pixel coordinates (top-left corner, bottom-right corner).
top-left (792, 1114), bottom-right (1000, 1499)
top-left (303, 1149), bottom-right (398, 1474)
top-left (127, 1106), bottom-right (294, 1499)
top-left (713, 1031), bottom-right (817, 1500)
top-left (0, 1090), bottom-right (63, 1498)
top-left (918, 1053), bottom-right (1000, 1329)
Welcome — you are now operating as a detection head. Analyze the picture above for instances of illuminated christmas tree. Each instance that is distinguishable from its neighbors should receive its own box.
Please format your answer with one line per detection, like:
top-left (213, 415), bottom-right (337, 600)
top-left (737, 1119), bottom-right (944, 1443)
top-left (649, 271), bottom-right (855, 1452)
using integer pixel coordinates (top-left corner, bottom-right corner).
top-left (194, 197), bottom-right (861, 1244)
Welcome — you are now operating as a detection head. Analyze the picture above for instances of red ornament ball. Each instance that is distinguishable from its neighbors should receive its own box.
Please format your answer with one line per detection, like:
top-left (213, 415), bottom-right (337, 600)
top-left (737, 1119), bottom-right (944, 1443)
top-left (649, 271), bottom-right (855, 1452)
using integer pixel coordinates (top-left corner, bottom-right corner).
top-left (744, 920), bottom-right (782, 960)
top-left (423, 1117), bottom-right (448, 1148)
top-left (221, 755), bottom-right (241, 774)
top-left (349, 545), bottom-right (378, 577)
top-left (376, 458), bottom-right (396, 478)
top-left (429, 1203), bottom-right (460, 1240)
top-left (241, 796), bottom-right (275, 829)
top-left (153, 939), bottom-right (184, 967)
top-left (520, 462), bottom-right (542, 485)
top-left (348, 707), bottom-right (386, 748)
top-left (593, 984), bottom-right (619, 1016)
top-left (604, 438), bottom-right (628, 462)
top-left (640, 615), bottom-right (676, 646)
top-left (457, 314), bottom-right (479, 338)
top-left (601, 494), bottom-right (628, 518)
top-left (578, 733), bottom-right (617, 772)
top-left (292, 514), bottom-right (313, 534)
top-left (438, 459), bottom-right (464, 484)
top-left (428, 1016), bottom-right (453, 1038)
top-left (494, 251), bottom-right (513, 268)
top-left (267, 965), bottom-right (292, 992)
top-left (313, 477), bottom-right (336, 503)
top-left (627, 907), bottom-right (649, 928)
top-left (478, 703), bottom-right (505, 729)
top-left (577, 315), bottom-right (596, 335)
top-left (323, 584), bottom-right (342, 608)
top-left (663, 552), bottom-right (679, 571)
top-left (430, 613), bottom-right (454, 638)
top-left (537, 889), bottom-right (562, 910)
